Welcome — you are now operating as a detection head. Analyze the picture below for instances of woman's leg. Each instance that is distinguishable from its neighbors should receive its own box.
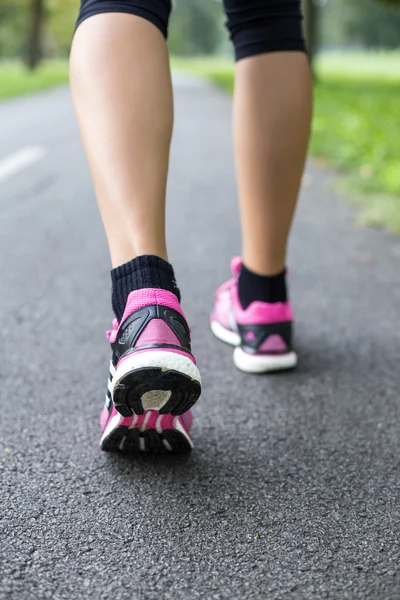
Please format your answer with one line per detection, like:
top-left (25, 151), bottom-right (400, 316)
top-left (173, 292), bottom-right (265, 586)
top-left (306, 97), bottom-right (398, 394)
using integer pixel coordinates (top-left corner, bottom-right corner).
top-left (234, 53), bottom-right (312, 276)
top-left (70, 11), bottom-right (173, 268)
top-left (212, 1), bottom-right (312, 372)
top-left (70, 3), bottom-right (201, 453)
top-left (225, 0), bottom-right (313, 278)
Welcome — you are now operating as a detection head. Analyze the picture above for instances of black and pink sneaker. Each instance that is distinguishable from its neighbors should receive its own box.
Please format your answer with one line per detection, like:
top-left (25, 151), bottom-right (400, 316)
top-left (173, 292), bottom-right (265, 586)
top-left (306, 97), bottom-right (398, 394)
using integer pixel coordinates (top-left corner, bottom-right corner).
top-left (211, 257), bottom-right (297, 373)
top-left (106, 289), bottom-right (201, 418)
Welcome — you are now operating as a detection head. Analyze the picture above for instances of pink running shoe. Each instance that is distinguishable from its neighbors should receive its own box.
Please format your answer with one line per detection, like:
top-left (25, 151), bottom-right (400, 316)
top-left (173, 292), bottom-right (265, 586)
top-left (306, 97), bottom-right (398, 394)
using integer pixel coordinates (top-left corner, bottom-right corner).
top-left (211, 257), bottom-right (297, 373)
top-left (106, 289), bottom-right (201, 418)
top-left (100, 402), bottom-right (194, 454)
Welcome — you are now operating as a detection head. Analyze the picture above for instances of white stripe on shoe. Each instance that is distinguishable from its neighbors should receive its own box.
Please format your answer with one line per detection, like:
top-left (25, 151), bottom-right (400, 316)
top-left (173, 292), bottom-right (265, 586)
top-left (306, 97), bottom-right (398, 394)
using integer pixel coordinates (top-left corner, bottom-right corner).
top-left (156, 415), bottom-right (163, 434)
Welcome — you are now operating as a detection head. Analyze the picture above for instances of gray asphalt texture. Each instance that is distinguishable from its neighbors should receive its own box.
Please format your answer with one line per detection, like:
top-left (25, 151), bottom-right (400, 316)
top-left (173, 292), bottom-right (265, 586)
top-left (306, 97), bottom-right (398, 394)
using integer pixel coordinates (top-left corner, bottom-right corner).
top-left (0, 74), bottom-right (399, 600)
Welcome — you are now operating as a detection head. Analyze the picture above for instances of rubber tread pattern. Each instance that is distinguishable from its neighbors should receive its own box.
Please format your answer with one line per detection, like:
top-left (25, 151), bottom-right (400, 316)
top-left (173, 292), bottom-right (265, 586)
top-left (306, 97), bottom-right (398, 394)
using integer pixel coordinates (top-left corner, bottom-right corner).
top-left (101, 425), bottom-right (192, 455)
top-left (113, 367), bottom-right (201, 417)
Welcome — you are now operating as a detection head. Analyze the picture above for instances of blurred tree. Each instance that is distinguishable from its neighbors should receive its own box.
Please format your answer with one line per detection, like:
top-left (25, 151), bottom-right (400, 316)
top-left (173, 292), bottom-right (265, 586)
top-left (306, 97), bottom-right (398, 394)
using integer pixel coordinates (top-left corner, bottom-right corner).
top-left (168, 0), bottom-right (224, 56)
top-left (0, 0), bottom-right (78, 67)
top-left (3, 0), bottom-right (398, 68)
top-left (321, 0), bottom-right (400, 48)
top-left (348, 0), bottom-right (400, 47)
top-left (27, 0), bottom-right (44, 69)
top-left (0, 0), bottom-right (26, 58)
top-left (303, 0), bottom-right (319, 63)
top-left (47, 0), bottom-right (79, 55)
top-left (1, 0), bottom-right (222, 63)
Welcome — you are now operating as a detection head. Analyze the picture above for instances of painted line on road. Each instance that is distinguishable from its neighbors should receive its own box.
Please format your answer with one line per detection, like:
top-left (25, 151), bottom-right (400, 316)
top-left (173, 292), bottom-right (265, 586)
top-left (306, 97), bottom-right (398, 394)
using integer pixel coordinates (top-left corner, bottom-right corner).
top-left (0, 146), bottom-right (46, 184)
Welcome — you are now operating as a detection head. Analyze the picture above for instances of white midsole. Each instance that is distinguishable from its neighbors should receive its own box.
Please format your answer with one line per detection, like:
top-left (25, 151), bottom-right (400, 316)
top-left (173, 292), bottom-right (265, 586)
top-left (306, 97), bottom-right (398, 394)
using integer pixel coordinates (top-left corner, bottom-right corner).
top-left (111, 350), bottom-right (201, 395)
top-left (210, 320), bottom-right (240, 347)
top-left (233, 346), bottom-right (297, 374)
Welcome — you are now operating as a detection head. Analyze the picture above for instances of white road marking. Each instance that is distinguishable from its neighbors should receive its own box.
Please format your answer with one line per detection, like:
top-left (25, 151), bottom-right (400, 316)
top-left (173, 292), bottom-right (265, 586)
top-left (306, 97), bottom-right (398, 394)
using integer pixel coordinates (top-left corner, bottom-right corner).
top-left (0, 146), bottom-right (46, 183)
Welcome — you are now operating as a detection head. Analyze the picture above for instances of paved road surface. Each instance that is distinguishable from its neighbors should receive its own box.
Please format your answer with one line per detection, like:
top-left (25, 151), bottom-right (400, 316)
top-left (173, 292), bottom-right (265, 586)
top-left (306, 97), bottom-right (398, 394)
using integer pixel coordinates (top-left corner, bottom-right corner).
top-left (0, 75), bottom-right (399, 600)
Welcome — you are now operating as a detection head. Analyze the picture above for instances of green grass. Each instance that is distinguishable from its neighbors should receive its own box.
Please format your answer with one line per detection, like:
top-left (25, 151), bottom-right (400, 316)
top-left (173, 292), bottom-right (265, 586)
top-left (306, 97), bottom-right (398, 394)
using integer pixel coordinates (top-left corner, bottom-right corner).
top-left (0, 60), bottom-right (69, 100)
top-left (172, 52), bottom-right (400, 233)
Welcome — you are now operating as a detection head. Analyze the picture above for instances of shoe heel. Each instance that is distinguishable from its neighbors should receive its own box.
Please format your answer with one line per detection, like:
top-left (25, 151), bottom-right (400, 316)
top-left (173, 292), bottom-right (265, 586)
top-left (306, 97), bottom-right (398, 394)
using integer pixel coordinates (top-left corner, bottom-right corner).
top-left (111, 350), bottom-right (201, 417)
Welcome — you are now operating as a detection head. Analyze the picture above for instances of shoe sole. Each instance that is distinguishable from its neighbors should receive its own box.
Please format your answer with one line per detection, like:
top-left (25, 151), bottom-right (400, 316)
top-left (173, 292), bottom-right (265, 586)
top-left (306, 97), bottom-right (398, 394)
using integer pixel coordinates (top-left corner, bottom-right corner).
top-left (111, 350), bottom-right (201, 417)
top-left (101, 412), bottom-right (193, 455)
top-left (211, 320), bottom-right (297, 374)
top-left (210, 320), bottom-right (240, 346)
top-left (233, 346), bottom-right (297, 373)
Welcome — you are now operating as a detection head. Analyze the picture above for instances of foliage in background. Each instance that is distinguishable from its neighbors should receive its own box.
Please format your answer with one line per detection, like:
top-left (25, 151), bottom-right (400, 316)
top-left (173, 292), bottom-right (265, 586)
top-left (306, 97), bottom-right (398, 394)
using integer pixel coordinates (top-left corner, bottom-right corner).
top-left (0, 0), bottom-right (26, 58)
top-left (47, 0), bottom-right (79, 53)
top-left (168, 0), bottom-right (225, 56)
top-left (173, 53), bottom-right (400, 232)
top-left (0, 0), bottom-right (224, 65)
top-left (1, 0), bottom-right (400, 69)
top-left (321, 0), bottom-right (400, 49)
top-left (312, 54), bottom-right (400, 230)
top-left (0, 0), bottom-right (78, 66)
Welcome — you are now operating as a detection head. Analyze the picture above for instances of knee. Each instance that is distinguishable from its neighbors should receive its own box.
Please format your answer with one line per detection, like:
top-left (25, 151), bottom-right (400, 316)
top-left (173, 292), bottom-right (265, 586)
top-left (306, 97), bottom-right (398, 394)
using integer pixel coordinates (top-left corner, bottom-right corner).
top-left (77, 0), bottom-right (172, 38)
top-left (223, 0), bottom-right (307, 61)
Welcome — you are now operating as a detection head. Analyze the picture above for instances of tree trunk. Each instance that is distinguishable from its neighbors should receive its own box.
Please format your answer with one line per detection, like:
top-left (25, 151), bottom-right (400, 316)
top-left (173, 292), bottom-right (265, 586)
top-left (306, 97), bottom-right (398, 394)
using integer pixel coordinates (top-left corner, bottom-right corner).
top-left (303, 0), bottom-right (318, 69)
top-left (26, 0), bottom-right (45, 70)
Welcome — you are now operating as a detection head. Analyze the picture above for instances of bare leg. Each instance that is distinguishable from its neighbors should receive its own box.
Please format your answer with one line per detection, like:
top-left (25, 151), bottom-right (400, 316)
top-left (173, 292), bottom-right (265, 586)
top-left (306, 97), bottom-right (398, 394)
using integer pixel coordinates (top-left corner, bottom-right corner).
top-left (234, 52), bottom-right (312, 275)
top-left (70, 13), bottom-right (173, 268)
top-left (70, 11), bottom-right (202, 449)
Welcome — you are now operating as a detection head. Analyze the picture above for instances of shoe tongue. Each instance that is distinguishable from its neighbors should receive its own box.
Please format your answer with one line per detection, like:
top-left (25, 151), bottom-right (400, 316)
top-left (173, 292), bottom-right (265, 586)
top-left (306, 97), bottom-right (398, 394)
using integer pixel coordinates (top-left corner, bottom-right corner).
top-left (230, 256), bottom-right (242, 277)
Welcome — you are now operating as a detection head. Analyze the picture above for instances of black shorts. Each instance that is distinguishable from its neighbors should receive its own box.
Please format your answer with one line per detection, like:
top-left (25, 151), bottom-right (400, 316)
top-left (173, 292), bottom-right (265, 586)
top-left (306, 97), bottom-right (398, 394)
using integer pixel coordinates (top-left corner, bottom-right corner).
top-left (77, 0), bottom-right (306, 61)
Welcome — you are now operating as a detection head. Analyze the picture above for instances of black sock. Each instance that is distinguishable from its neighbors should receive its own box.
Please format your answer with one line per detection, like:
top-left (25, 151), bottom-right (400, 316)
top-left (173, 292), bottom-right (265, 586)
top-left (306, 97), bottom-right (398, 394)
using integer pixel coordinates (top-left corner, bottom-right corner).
top-left (238, 264), bottom-right (287, 309)
top-left (111, 255), bottom-right (181, 322)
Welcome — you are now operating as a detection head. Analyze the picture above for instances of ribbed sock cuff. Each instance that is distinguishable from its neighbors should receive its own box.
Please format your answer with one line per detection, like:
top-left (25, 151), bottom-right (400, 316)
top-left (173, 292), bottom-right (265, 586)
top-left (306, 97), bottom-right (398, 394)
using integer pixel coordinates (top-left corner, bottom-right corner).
top-left (238, 265), bottom-right (287, 309)
top-left (111, 255), bottom-right (180, 322)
